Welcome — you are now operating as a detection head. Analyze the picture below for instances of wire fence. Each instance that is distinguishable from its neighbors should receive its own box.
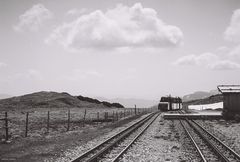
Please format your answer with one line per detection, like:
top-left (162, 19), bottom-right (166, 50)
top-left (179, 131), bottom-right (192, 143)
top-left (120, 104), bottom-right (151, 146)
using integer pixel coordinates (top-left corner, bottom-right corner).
top-left (0, 107), bottom-right (155, 142)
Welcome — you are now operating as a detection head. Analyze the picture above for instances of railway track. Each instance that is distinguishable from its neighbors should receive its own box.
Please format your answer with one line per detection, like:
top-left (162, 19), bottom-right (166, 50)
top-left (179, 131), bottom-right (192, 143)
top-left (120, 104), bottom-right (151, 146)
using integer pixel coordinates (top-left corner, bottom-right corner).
top-left (180, 115), bottom-right (240, 162)
top-left (71, 112), bottom-right (160, 162)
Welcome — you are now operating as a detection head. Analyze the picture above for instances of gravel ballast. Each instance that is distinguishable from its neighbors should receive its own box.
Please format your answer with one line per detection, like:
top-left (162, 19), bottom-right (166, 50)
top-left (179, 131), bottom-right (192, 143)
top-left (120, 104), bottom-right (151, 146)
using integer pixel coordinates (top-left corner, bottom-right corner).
top-left (119, 114), bottom-right (187, 162)
top-left (195, 119), bottom-right (240, 155)
top-left (53, 113), bottom-right (150, 162)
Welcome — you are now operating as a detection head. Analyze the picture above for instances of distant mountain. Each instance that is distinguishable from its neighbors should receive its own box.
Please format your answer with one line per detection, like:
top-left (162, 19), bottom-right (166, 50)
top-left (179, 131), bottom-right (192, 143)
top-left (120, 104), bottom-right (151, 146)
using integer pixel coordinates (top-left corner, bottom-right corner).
top-left (0, 94), bottom-right (12, 100)
top-left (0, 91), bottom-right (123, 111)
top-left (182, 89), bottom-right (220, 102)
top-left (96, 97), bottom-right (158, 108)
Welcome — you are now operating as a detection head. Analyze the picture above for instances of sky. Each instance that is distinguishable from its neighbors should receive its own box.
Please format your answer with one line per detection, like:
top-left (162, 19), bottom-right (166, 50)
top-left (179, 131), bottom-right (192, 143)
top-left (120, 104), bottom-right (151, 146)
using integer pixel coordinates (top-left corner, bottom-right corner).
top-left (0, 0), bottom-right (240, 100)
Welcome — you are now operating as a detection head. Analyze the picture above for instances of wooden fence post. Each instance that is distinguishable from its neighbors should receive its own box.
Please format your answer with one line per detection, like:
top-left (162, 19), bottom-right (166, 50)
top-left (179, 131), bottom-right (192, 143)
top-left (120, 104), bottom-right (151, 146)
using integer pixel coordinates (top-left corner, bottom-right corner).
top-left (25, 112), bottom-right (29, 137)
top-left (47, 111), bottom-right (50, 133)
top-left (112, 111), bottom-right (115, 122)
top-left (67, 109), bottom-right (70, 131)
top-left (5, 112), bottom-right (9, 141)
top-left (83, 109), bottom-right (86, 127)
top-left (97, 112), bottom-right (99, 124)
top-left (135, 105), bottom-right (137, 115)
top-left (116, 112), bottom-right (118, 121)
top-left (104, 112), bottom-right (108, 122)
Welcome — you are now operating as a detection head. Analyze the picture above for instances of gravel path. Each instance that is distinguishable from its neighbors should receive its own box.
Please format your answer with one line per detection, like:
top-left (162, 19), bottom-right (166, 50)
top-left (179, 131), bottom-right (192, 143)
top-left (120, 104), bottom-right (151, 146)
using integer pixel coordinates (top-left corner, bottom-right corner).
top-left (119, 114), bottom-right (187, 162)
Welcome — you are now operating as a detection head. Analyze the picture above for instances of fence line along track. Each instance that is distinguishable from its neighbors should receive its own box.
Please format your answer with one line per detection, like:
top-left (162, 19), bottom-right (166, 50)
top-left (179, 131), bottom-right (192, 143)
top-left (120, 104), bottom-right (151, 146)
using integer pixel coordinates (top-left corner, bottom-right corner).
top-left (180, 117), bottom-right (240, 162)
top-left (71, 111), bottom-right (160, 162)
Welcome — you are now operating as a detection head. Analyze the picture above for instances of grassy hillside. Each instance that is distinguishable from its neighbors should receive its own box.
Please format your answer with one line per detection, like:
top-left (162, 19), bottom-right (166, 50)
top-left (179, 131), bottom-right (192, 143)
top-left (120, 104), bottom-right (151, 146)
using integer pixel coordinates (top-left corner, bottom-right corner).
top-left (0, 91), bottom-right (123, 111)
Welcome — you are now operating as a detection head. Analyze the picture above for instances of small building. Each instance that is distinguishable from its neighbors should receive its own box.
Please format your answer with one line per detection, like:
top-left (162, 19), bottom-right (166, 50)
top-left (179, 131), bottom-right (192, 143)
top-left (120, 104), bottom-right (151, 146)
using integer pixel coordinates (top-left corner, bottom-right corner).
top-left (218, 85), bottom-right (240, 119)
top-left (159, 95), bottom-right (182, 111)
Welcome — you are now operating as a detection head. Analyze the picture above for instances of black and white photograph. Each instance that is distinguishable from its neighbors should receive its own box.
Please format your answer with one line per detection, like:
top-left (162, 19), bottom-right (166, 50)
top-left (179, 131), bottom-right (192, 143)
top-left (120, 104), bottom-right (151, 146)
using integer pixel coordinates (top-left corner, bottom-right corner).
top-left (1, 0), bottom-right (240, 161)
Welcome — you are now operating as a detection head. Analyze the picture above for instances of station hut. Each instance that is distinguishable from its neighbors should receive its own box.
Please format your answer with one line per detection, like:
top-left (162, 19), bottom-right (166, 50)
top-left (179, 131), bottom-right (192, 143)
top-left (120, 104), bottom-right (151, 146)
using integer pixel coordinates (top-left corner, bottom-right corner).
top-left (160, 95), bottom-right (182, 111)
top-left (217, 85), bottom-right (240, 119)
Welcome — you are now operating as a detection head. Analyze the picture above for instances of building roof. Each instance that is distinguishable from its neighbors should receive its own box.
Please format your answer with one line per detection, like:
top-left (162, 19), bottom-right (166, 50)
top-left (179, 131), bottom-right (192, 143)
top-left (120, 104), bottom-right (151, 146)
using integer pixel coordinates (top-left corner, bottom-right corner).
top-left (217, 85), bottom-right (240, 93)
top-left (160, 96), bottom-right (182, 103)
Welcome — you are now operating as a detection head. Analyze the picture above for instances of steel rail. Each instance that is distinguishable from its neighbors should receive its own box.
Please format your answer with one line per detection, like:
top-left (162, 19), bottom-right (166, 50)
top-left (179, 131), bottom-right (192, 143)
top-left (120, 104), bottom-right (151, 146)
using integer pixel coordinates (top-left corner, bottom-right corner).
top-left (191, 120), bottom-right (240, 161)
top-left (71, 112), bottom-right (158, 162)
top-left (111, 113), bottom-right (160, 162)
top-left (179, 120), bottom-right (207, 162)
top-left (186, 120), bottom-right (230, 162)
top-left (85, 116), bottom-right (150, 162)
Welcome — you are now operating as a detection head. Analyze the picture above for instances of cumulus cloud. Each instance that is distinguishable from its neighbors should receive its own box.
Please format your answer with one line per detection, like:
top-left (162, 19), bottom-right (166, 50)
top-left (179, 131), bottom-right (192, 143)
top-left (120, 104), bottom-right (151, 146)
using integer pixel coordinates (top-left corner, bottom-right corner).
top-left (13, 4), bottom-right (53, 32)
top-left (216, 46), bottom-right (230, 55)
top-left (174, 8), bottom-right (240, 71)
top-left (0, 62), bottom-right (7, 68)
top-left (173, 53), bottom-right (240, 70)
top-left (173, 53), bottom-right (218, 66)
top-left (46, 3), bottom-right (183, 51)
top-left (173, 55), bottom-right (197, 66)
top-left (65, 8), bottom-right (87, 17)
top-left (209, 60), bottom-right (240, 70)
top-left (224, 9), bottom-right (240, 42)
top-left (229, 45), bottom-right (240, 58)
top-left (223, 9), bottom-right (240, 59)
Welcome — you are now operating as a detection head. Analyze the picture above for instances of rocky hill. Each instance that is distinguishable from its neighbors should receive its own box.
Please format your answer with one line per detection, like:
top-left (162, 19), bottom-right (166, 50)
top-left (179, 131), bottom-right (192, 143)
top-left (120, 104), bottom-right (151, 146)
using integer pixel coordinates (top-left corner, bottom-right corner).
top-left (0, 91), bottom-right (124, 111)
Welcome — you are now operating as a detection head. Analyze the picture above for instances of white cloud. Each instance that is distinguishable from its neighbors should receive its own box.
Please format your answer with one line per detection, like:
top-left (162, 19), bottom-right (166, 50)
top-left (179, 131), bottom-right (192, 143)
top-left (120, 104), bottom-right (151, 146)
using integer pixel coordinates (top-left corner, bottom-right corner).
top-left (0, 62), bottom-right (7, 68)
top-left (173, 53), bottom-right (218, 66)
top-left (221, 9), bottom-right (240, 60)
top-left (173, 54), bottom-right (197, 66)
top-left (224, 9), bottom-right (240, 42)
top-left (174, 8), bottom-right (240, 71)
top-left (195, 53), bottom-right (219, 65)
top-left (174, 53), bottom-right (240, 70)
top-left (209, 60), bottom-right (240, 70)
top-left (65, 8), bottom-right (87, 17)
top-left (13, 4), bottom-right (53, 32)
top-left (216, 46), bottom-right (230, 55)
top-left (46, 3), bottom-right (183, 51)
top-left (229, 45), bottom-right (240, 57)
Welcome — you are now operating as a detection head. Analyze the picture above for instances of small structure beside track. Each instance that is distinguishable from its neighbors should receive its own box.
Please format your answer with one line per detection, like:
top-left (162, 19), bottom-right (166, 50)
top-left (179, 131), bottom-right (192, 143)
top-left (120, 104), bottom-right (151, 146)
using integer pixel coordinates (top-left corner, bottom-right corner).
top-left (218, 85), bottom-right (240, 119)
top-left (158, 95), bottom-right (182, 111)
